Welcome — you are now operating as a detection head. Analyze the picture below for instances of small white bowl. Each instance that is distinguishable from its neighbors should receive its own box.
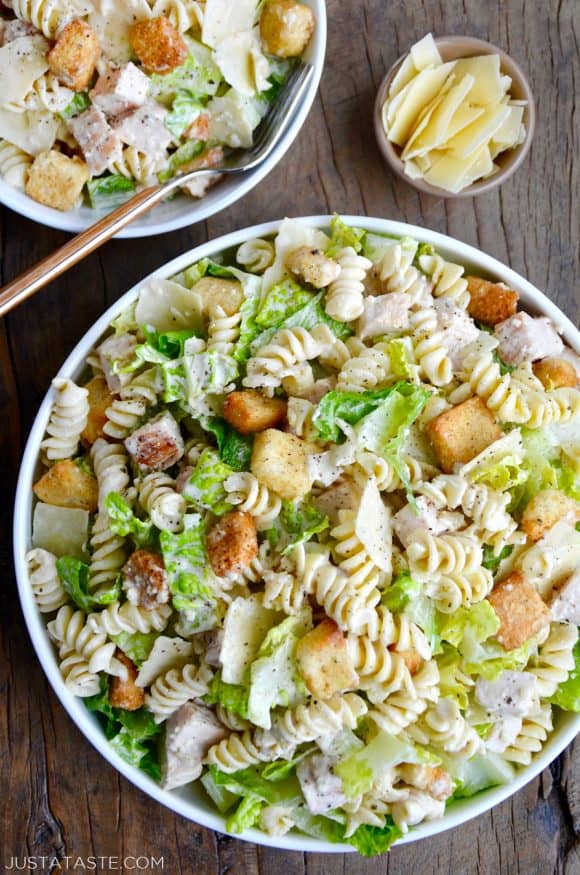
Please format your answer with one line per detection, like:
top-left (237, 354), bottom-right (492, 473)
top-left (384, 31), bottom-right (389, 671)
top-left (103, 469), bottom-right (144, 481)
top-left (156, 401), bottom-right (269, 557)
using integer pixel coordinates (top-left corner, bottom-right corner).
top-left (0, 1), bottom-right (326, 238)
top-left (13, 216), bottom-right (580, 853)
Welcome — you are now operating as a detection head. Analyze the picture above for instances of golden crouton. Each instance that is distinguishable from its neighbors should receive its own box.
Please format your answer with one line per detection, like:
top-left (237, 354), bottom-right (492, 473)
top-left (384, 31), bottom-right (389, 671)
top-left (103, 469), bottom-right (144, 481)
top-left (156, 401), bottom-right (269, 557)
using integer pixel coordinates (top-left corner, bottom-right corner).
top-left (25, 150), bottom-right (88, 212)
top-left (396, 649), bottom-right (423, 675)
top-left (285, 246), bottom-right (341, 289)
top-left (48, 19), bottom-right (101, 91)
top-left (192, 276), bottom-right (244, 317)
top-left (521, 489), bottom-right (579, 542)
top-left (251, 429), bottom-right (313, 500)
top-left (130, 16), bottom-right (188, 74)
top-left (81, 375), bottom-right (114, 445)
top-left (426, 396), bottom-right (502, 473)
top-left (532, 357), bottom-right (578, 390)
top-left (206, 511), bottom-right (258, 577)
top-left (33, 459), bottom-right (98, 512)
top-left (296, 619), bottom-right (358, 699)
top-left (488, 571), bottom-right (551, 651)
top-left (123, 550), bottom-right (169, 609)
top-left (260, 0), bottom-right (315, 57)
top-left (109, 650), bottom-right (145, 711)
top-left (223, 390), bottom-right (287, 435)
top-left (466, 276), bottom-right (519, 326)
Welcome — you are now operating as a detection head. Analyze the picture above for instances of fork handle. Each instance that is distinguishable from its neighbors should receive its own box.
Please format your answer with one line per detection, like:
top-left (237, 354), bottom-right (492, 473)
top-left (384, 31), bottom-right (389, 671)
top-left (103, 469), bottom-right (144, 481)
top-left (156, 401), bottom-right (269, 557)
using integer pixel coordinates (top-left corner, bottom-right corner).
top-left (0, 181), bottom-right (176, 318)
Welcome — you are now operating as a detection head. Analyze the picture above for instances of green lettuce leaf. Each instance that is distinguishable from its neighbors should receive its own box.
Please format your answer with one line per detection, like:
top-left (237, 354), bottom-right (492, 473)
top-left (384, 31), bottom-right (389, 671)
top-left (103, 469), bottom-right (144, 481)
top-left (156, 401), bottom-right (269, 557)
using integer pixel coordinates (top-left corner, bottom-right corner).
top-left (203, 671), bottom-right (249, 719)
top-left (56, 556), bottom-right (120, 611)
top-left (200, 770), bottom-right (240, 813)
top-left (159, 140), bottom-right (205, 182)
top-left (202, 417), bottom-right (253, 471)
top-left (551, 638), bottom-right (580, 711)
top-left (482, 544), bottom-right (513, 573)
top-left (247, 611), bottom-right (311, 729)
top-left (335, 731), bottom-right (437, 799)
top-left (60, 90), bottom-right (90, 119)
top-left (280, 499), bottom-right (330, 554)
top-left (86, 175), bottom-right (136, 209)
top-left (165, 93), bottom-right (204, 138)
top-left (142, 325), bottom-right (196, 358)
top-left (439, 601), bottom-right (499, 649)
top-left (249, 291), bottom-right (352, 355)
top-left (436, 644), bottom-right (470, 709)
top-left (450, 752), bottom-right (515, 799)
top-left (386, 337), bottom-right (415, 379)
top-left (255, 278), bottom-right (314, 328)
top-left (348, 819), bottom-right (402, 856)
top-left (159, 513), bottom-right (217, 624)
top-left (291, 805), bottom-right (346, 843)
top-left (184, 345), bottom-right (238, 405)
top-left (226, 795), bottom-right (264, 834)
top-left (105, 492), bottom-right (156, 548)
top-left (149, 41), bottom-right (221, 104)
top-left (363, 232), bottom-right (417, 264)
top-left (208, 764), bottom-right (301, 806)
top-left (181, 448), bottom-right (234, 513)
top-left (382, 571), bottom-right (440, 652)
top-left (326, 215), bottom-right (366, 259)
top-left (110, 631), bottom-right (158, 667)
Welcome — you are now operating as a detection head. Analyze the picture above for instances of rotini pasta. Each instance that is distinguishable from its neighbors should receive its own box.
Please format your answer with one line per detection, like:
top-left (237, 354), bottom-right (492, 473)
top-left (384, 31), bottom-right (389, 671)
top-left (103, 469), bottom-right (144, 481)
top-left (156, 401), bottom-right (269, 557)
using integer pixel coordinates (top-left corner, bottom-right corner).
top-left (91, 439), bottom-right (131, 512)
top-left (87, 600), bottom-right (172, 637)
top-left (137, 472), bottom-right (187, 533)
top-left (5, 0), bottom-right (90, 38)
top-left (324, 247), bottom-right (372, 322)
top-left (40, 378), bottom-right (89, 461)
top-left (0, 140), bottom-right (33, 189)
top-left (410, 308), bottom-right (453, 387)
top-left (88, 511), bottom-right (127, 593)
top-left (236, 238), bottom-right (276, 273)
top-left (418, 252), bottom-right (470, 310)
top-left (145, 662), bottom-right (212, 723)
top-left (26, 547), bottom-right (68, 613)
top-left (224, 472), bottom-right (281, 530)
top-left (243, 325), bottom-right (336, 391)
top-left (48, 605), bottom-right (128, 678)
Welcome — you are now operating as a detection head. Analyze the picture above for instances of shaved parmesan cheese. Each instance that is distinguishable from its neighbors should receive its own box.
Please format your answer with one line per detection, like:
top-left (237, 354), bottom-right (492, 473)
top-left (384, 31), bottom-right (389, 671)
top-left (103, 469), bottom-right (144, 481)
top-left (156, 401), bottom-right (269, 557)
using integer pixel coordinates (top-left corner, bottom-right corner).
top-left (0, 108), bottom-right (59, 155)
top-left (384, 62), bottom-right (456, 146)
top-left (445, 103), bottom-right (510, 159)
top-left (444, 103), bottom-right (485, 140)
top-left (213, 29), bottom-right (270, 96)
top-left (135, 278), bottom-right (204, 333)
top-left (490, 104), bottom-right (525, 149)
top-left (403, 74), bottom-right (475, 159)
top-left (354, 478), bottom-right (392, 577)
top-left (452, 55), bottom-right (506, 105)
top-left (89, 0), bottom-right (151, 62)
top-left (219, 594), bottom-right (279, 684)
top-left (389, 32), bottom-right (442, 97)
top-left (207, 89), bottom-right (261, 149)
top-left (136, 636), bottom-right (193, 687)
top-left (32, 502), bottom-right (89, 559)
top-left (424, 146), bottom-right (490, 194)
top-left (519, 521), bottom-right (580, 598)
top-left (0, 36), bottom-right (49, 107)
top-left (202, 0), bottom-right (258, 49)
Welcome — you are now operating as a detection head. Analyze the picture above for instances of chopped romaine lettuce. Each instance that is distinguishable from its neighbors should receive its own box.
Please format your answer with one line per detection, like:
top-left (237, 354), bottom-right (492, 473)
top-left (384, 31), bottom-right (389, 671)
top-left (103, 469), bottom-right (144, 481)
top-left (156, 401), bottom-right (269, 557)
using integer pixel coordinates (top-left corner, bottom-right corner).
top-left (149, 42), bottom-right (221, 104)
top-left (382, 571), bottom-right (441, 653)
top-left (279, 499), bottom-right (330, 554)
top-left (208, 764), bottom-right (301, 807)
top-left (158, 140), bottom-right (205, 182)
top-left (110, 631), bottom-right (158, 667)
top-left (255, 278), bottom-right (314, 328)
top-left (436, 645), bottom-right (470, 709)
top-left (439, 601), bottom-right (499, 650)
top-left (363, 232), bottom-right (417, 264)
top-left (204, 671), bottom-right (249, 719)
top-left (348, 820), bottom-right (402, 856)
top-left (184, 344), bottom-right (238, 405)
top-left (226, 795), bottom-right (264, 833)
top-left (56, 556), bottom-right (120, 611)
top-left (60, 90), bottom-right (90, 119)
top-left (202, 417), bottom-right (253, 471)
top-left (142, 325), bottom-right (197, 358)
top-left (551, 638), bottom-right (580, 711)
top-left (201, 770), bottom-right (240, 813)
top-left (105, 492), bottom-right (156, 548)
top-left (159, 513), bottom-right (217, 624)
top-left (291, 805), bottom-right (347, 843)
top-left (326, 215), bottom-right (366, 259)
top-left (86, 175), bottom-right (136, 209)
top-left (482, 544), bottom-right (513, 573)
top-left (335, 731), bottom-right (437, 799)
top-left (181, 447), bottom-right (234, 513)
top-left (386, 337), bottom-right (416, 379)
top-left (249, 291), bottom-right (352, 355)
top-left (450, 752), bottom-right (515, 798)
top-left (165, 93), bottom-right (205, 139)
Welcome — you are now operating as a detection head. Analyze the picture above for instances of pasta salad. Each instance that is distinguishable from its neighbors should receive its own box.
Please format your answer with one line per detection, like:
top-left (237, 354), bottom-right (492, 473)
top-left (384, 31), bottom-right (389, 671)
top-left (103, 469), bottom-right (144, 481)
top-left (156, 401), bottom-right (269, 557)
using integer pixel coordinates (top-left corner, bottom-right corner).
top-left (0, 0), bottom-right (314, 212)
top-left (28, 217), bottom-right (580, 855)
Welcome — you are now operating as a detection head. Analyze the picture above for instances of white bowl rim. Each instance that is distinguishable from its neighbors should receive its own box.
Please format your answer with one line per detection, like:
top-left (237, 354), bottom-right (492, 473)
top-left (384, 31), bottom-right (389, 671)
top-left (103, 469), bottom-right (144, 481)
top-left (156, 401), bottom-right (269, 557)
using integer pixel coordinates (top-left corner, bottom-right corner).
top-left (13, 215), bottom-right (580, 854)
top-left (0, 1), bottom-right (326, 239)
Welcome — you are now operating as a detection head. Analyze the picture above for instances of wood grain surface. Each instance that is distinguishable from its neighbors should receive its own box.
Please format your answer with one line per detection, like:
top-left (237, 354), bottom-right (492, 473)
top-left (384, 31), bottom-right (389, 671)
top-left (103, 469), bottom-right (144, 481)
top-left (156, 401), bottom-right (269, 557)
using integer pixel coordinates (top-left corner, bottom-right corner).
top-left (1, 1), bottom-right (579, 872)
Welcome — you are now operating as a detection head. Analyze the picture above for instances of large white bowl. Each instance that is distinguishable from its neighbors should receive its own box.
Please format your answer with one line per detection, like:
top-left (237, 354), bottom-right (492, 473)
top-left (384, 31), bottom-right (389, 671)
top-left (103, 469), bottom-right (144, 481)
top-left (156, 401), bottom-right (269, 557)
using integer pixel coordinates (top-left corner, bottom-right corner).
top-left (13, 216), bottom-right (580, 853)
top-left (0, 2), bottom-right (325, 239)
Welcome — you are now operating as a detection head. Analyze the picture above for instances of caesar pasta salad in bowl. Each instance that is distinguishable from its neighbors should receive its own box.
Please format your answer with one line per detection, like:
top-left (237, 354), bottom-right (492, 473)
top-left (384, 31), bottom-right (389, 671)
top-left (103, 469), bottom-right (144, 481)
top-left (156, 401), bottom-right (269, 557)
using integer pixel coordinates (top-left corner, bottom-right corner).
top-left (14, 216), bottom-right (580, 855)
top-left (0, 0), bottom-right (325, 236)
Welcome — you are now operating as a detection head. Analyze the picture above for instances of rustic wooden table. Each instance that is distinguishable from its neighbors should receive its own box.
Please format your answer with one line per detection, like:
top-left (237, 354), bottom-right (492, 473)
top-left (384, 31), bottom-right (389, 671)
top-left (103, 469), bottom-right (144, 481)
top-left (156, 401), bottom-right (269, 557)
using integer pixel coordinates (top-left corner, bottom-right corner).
top-left (1, 1), bottom-right (579, 872)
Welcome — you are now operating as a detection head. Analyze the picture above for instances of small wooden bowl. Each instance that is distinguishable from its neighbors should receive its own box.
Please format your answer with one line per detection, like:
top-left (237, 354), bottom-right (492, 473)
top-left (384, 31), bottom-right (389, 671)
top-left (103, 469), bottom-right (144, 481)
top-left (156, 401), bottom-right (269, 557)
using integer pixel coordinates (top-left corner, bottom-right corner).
top-left (374, 35), bottom-right (536, 198)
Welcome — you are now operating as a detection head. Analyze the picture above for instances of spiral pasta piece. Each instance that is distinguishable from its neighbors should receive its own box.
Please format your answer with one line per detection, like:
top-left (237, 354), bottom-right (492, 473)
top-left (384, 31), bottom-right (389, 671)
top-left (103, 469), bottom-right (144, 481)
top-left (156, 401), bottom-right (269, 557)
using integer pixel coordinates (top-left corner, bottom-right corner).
top-left (27, 548), bottom-right (68, 613)
top-left (148, 0), bottom-right (204, 32)
top-left (216, 705), bottom-right (251, 732)
top-left (408, 698), bottom-right (484, 759)
top-left (336, 344), bottom-right (394, 393)
top-left (331, 509), bottom-right (384, 598)
top-left (406, 530), bottom-right (483, 578)
top-left (235, 238), bottom-right (275, 273)
top-left (137, 472), bottom-right (186, 532)
top-left (0, 140), bottom-right (33, 189)
top-left (502, 705), bottom-right (553, 766)
top-left (354, 451), bottom-right (439, 492)
top-left (411, 308), bottom-right (453, 387)
top-left (520, 387), bottom-right (580, 428)
top-left (369, 660), bottom-right (440, 734)
top-left (87, 600), bottom-right (172, 636)
top-left (286, 397), bottom-right (318, 440)
top-left (145, 662), bottom-right (212, 723)
top-left (87, 511), bottom-right (127, 592)
top-left (103, 368), bottom-right (160, 439)
top-left (371, 240), bottom-right (433, 307)
top-left (110, 146), bottom-right (167, 186)
top-left (91, 439), bottom-right (131, 511)
top-left (58, 647), bottom-right (101, 697)
top-left (243, 325), bottom-right (336, 391)
top-left (41, 378), bottom-right (89, 461)
top-left (418, 252), bottom-right (469, 309)
top-left (529, 623), bottom-right (578, 698)
top-left (5, 0), bottom-right (91, 37)
top-left (390, 789), bottom-right (446, 834)
top-left (460, 347), bottom-right (532, 423)
top-left (207, 306), bottom-right (242, 356)
top-left (424, 568), bottom-right (493, 612)
top-left (224, 472), bottom-right (281, 530)
top-left (347, 635), bottom-right (414, 703)
top-left (6, 72), bottom-right (73, 113)
top-left (263, 570), bottom-right (307, 615)
top-left (206, 729), bottom-right (282, 773)
top-left (324, 247), bottom-right (372, 322)
top-left (48, 605), bottom-right (127, 677)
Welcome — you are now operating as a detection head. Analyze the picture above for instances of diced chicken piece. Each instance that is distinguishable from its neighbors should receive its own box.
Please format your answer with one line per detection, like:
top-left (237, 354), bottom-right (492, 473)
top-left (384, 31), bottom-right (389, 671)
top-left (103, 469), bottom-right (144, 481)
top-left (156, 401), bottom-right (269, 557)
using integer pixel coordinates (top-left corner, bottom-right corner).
top-left (485, 715), bottom-right (523, 753)
top-left (494, 312), bottom-right (564, 366)
top-left (125, 411), bottom-right (185, 472)
top-left (434, 299), bottom-right (480, 367)
top-left (97, 333), bottom-right (137, 393)
top-left (488, 571), bottom-right (551, 651)
top-left (466, 276), bottom-right (519, 326)
top-left (533, 357), bottom-right (578, 390)
top-left (296, 619), bottom-right (358, 699)
top-left (426, 397), bottom-right (502, 473)
top-left (206, 510), bottom-right (258, 577)
top-left (130, 16), bottom-right (187, 75)
top-left (296, 754), bottom-right (347, 815)
top-left (48, 19), bottom-right (101, 91)
top-left (180, 146), bottom-right (225, 197)
top-left (122, 550), bottom-right (170, 609)
top-left (1, 19), bottom-right (37, 43)
top-left (396, 764), bottom-right (453, 801)
top-left (223, 390), bottom-right (287, 435)
top-left (25, 150), bottom-right (88, 212)
top-left (162, 702), bottom-right (228, 790)
top-left (33, 459), bottom-right (98, 512)
top-left (475, 671), bottom-right (538, 717)
top-left (251, 429), bottom-right (313, 501)
top-left (521, 489), bottom-right (579, 542)
top-left (69, 105), bottom-right (121, 175)
top-left (285, 246), bottom-right (341, 289)
top-left (81, 375), bottom-right (114, 445)
top-left (193, 629), bottom-right (224, 667)
top-left (90, 62), bottom-right (149, 117)
top-left (109, 650), bottom-right (144, 711)
top-left (175, 465), bottom-right (194, 494)
top-left (112, 100), bottom-right (172, 160)
top-left (302, 376), bottom-right (335, 404)
top-left (312, 478), bottom-right (358, 526)
top-left (550, 571), bottom-right (580, 624)
top-left (260, 0), bottom-right (315, 58)
top-left (393, 496), bottom-right (451, 548)
top-left (357, 292), bottom-right (411, 339)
